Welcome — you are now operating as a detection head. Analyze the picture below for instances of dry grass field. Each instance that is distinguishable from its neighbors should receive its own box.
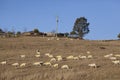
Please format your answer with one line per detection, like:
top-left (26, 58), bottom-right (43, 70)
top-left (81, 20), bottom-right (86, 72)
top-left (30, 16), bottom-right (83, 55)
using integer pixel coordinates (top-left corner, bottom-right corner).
top-left (0, 37), bottom-right (120, 80)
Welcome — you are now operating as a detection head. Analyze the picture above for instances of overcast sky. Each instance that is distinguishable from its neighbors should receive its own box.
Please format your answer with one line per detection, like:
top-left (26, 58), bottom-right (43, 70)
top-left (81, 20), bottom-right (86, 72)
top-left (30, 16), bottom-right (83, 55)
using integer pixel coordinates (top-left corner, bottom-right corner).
top-left (0, 0), bottom-right (120, 40)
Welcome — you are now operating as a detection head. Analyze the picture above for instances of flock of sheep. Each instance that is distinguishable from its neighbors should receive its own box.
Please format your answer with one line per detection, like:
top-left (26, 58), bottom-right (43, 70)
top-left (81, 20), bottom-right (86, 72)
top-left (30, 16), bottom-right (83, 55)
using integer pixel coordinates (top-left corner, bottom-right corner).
top-left (1, 50), bottom-right (120, 70)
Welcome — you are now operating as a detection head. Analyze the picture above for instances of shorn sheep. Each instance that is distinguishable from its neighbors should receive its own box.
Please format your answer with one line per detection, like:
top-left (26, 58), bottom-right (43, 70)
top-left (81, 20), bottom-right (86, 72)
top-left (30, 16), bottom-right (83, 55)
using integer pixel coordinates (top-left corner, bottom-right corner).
top-left (1, 61), bottom-right (7, 65)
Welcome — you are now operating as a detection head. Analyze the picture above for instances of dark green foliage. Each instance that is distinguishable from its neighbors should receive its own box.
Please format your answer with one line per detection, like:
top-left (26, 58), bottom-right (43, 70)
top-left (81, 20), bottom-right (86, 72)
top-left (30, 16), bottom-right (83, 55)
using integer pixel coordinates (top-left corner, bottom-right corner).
top-left (72, 17), bottom-right (90, 39)
top-left (33, 29), bottom-right (39, 33)
top-left (0, 28), bottom-right (4, 33)
top-left (117, 33), bottom-right (120, 39)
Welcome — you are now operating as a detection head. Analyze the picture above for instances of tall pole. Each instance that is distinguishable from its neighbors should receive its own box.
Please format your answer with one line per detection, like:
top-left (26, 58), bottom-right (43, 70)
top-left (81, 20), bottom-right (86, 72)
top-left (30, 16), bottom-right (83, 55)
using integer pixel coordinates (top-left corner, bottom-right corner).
top-left (56, 16), bottom-right (58, 37)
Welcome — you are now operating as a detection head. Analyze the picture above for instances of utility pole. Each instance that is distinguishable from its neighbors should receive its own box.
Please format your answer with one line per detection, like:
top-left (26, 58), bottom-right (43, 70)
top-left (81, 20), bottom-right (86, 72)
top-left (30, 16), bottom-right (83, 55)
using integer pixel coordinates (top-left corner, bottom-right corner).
top-left (56, 16), bottom-right (59, 37)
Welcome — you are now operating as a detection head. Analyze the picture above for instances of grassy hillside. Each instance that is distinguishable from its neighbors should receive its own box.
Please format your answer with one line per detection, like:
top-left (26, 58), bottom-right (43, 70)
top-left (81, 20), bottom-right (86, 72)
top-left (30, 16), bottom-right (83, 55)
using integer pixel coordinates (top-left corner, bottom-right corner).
top-left (0, 37), bottom-right (120, 80)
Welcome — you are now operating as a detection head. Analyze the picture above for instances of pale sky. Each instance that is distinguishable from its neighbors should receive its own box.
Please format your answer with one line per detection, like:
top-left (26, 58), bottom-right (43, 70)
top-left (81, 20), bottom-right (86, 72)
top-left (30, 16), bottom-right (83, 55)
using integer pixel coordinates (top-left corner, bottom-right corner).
top-left (0, 0), bottom-right (120, 40)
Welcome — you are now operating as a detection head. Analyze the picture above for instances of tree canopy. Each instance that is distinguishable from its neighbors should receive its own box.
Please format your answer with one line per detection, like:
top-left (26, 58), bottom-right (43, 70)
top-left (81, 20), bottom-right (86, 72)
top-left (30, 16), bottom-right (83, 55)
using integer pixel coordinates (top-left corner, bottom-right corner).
top-left (72, 17), bottom-right (90, 39)
top-left (33, 29), bottom-right (39, 33)
top-left (117, 33), bottom-right (120, 39)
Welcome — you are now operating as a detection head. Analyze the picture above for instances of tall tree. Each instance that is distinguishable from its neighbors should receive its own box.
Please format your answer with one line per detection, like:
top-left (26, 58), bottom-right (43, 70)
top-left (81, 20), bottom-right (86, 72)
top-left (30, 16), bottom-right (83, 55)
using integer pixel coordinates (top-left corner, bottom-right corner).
top-left (72, 17), bottom-right (90, 39)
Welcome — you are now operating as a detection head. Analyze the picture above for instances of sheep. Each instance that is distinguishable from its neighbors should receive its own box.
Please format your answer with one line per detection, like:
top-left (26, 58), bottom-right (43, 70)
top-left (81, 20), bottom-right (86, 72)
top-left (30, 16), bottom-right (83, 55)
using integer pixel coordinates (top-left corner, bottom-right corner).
top-left (48, 55), bottom-right (53, 58)
top-left (79, 55), bottom-right (87, 59)
top-left (47, 38), bottom-right (50, 41)
top-left (87, 51), bottom-right (90, 54)
top-left (36, 50), bottom-right (40, 54)
top-left (114, 54), bottom-right (120, 57)
top-left (12, 63), bottom-right (19, 66)
top-left (66, 55), bottom-right (74, 60)
top-left (50, 58), bottom-right (56, 63)
top-left (104, 54), bottom-right (113, 58)
top-left (33, 62), bottom-right (42, 66)
top-left (45, 53), bottom-right (50, 56)
top-left (109, 57), bottom-right (117, 60)
top-left (35, 54), bottom-right (41, 58)
top-left (87, 55), bottom-right (93, 59)
top-left (57, 57), bottom-right (63, 61)
top-left (1, 61), bottom-right (7, 65)
top-left (20, 63), bottom-right (26, 67)
top-left (20, 55), bottom-right (25, 58)
top-left (61, 65), bottom-right (69, 69)
top-left (43, 62), bottom-right (51, 66)
top-left (52, 64), bottom-right (59, 68)
top-left (73, 57), bottom-right (79, 60)
top-left (88, 63), bottom-right (97, 68)
top-left (56, 55), bottom-right (62, 58)
top-left (56, 55), bottom-right (63, 61)
top-left (112, 60), bottom-right (120, 64)
top-left (57, 38), bottom-right (60, 40)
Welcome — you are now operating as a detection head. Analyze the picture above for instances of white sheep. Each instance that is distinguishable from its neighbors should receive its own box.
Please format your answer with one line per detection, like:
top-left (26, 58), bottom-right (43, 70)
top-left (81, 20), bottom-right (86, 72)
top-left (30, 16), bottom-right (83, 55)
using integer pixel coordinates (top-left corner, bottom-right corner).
top-left (57, 57), bottom-right (63, 61)
top-left (36, 50), bottom-right (40, 54)
top-left (109, 57), bottom-right (117, 60)
top-left (50, 58), bottom-right (56, 62)
top-left (48, 55), bottom-right (53, 58)
top-left (104, 54), bottom-right (113, 58)
top-left (35, 54), bottom-right (41, 58)
top-left (79, 55), bottom-right (87, 59)
top-left (114, 54), bottom-right (120, 57)
top-left (56, 55), bottom-right (63, 61)
top-left (88, 63), bottom-right (97, 68)
top-left (66, 55), bottom-right (74, 60)
top-left (56, 55), bottom-right (62, 58)
top-left (112, 60), bottom-right (120, 64)
top-left (53, 64), bottom-right (59, 68)
top-left (73, 57), bottom-right (79, 60)
top-left (1, 61), bottom-right (7, 65)
top-left (20, 55), bottom-right (26, 58)
top-left (56, 38), bottom-right (60, 40)
top-left (12, 63), bottom-right (19, 66)
top-left (33, 62), bottom-right (42, 66)
top-left (45, 53), bottom-right (50, 56)
top-left (61, 65), bottom-right (69, 69)
top-left (87, 51), bottom-right (90, 54)
top-left (87, 55), bottom-right (93, 59)
top-left (20, 63), bottom-right (26, 67)
top-left (43, 62), bottom-right (51, 66)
